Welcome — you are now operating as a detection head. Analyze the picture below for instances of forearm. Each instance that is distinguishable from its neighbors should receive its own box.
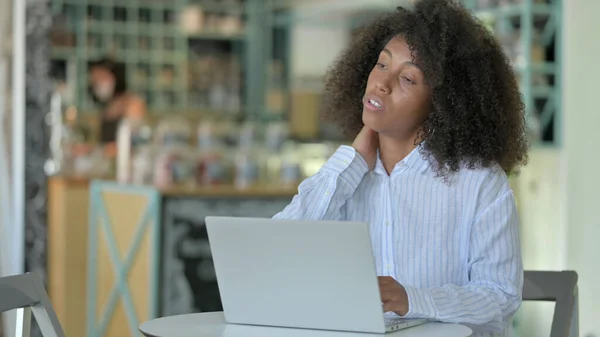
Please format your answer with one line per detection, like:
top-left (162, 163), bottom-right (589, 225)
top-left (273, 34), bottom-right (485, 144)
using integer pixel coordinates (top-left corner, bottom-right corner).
top-left (273, 145), bottom-right (368, 221)
top-left (403, 189), bottom-right (523, 333)
top-left (403, 281), bottom-right (521, 332)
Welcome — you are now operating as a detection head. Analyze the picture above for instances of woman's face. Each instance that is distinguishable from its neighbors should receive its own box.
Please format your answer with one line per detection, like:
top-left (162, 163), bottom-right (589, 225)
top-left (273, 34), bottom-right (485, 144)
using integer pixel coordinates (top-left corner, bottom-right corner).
top-left (89, 66), bottom-right (116, 102)
top-left (362, 36), bottom-right (431, 140)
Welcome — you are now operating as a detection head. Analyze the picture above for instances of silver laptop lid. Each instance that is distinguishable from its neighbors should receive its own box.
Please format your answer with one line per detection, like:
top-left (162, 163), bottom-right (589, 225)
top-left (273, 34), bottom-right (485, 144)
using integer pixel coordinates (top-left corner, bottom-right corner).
top-left (205, 216), bottom-right (387, 333)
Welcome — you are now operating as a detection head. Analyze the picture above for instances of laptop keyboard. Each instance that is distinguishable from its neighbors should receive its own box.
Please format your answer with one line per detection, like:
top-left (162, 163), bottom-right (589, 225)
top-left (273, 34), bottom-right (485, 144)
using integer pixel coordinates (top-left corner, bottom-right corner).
top-left (384, 315), bottom-right (411, 326)
top-left (384, 312), bottom-right (425, 326)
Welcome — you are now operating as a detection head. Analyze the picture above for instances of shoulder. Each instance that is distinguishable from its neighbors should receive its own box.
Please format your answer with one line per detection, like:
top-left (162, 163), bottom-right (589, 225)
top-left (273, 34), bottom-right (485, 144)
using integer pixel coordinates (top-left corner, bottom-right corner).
top-left (453, 163), bottom-right (513, 214)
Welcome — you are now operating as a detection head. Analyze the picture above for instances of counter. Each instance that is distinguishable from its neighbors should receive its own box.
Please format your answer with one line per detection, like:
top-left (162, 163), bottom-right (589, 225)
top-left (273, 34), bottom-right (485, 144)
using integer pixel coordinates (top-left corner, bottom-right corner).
top-left (47, 177), bottom-right (296, 337)
top-left (47, 176), bottom-right (92, 337)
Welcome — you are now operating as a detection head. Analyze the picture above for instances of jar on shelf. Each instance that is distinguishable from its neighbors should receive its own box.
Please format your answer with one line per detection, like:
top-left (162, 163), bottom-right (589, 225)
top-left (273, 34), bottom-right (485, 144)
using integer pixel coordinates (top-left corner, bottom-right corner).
top-left (155, 116), bottom-right (192, 148)
top-left (73, 147), bottom-right (110, 179)
top-left (179, 5), bottom-right (204, 34)
top-left (195, 149), bottom-right (232, 186)
top-left (171, 148), bottom-right (195, 185)
top-left (259, 123), bottom-right (289, 185)
top-left (209, 84), bottom-right (228, 110)
top-left (219, 15), bottom-right (243, 35)
top-left (196, 120), bottom-right (236, 186)
top-left (265, 122), bottom-right (289, 152)
top-left (262, 151), bottom-right (282, 186)
top-left (154, 144), bottom-right (195, 188)
top-left (234, 148), bottom-right (260, 190)
top-left (197, 120), bottom-right (217, 150)
top-left (237, 121), bottom-right (259, 150)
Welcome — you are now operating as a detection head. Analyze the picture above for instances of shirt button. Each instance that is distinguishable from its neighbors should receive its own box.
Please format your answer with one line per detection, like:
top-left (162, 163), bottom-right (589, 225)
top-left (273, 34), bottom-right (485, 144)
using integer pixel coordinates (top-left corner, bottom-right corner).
top-left (343, 160), bottom-right (349, 165)
top-left (325, 189), bottom-right (330, 196)
top-left (387, 264), bottom-right (392, 271)
top-left (385, 221), bottom-right (390, 226)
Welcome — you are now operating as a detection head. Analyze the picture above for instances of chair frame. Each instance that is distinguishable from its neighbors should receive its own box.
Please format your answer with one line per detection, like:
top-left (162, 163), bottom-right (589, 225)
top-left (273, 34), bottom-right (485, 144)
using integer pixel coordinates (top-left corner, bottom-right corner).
top-left (0, 272), bottom-right (65, 337)
top-left (522, 270), bottom-right (578, 337)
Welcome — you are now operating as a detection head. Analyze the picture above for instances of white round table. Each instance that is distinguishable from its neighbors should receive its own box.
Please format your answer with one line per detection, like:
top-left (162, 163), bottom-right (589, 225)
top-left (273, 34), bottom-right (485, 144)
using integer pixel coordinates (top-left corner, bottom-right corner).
top-left (139, 312), bottom-right (472, 337)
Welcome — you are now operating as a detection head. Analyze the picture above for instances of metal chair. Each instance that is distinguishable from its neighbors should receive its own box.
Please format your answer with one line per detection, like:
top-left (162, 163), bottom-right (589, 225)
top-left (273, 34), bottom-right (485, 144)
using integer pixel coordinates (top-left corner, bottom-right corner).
top-left (0, 272), bottom-right (65, 337)
top-left (523, 270), bottom-right (579, 337)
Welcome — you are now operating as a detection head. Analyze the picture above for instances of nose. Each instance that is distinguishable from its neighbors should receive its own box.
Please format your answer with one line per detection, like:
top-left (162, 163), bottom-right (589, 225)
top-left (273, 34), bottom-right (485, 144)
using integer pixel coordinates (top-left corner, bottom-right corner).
top-left (376, 78), bottom-right (391, 94)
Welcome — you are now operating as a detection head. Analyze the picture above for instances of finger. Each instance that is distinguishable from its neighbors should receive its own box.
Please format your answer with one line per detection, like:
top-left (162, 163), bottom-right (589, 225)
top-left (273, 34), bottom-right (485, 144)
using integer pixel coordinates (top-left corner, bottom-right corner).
top-left (360, 125), bottom-right (374, 134)
top-left (378, 284), bottom-right (393, 296)
top-left (378, 281), bottom-right (395, 295)
top-left (378, 276), bottom-right (394, 284)
top-left (380, 290), bottom-right (400, 302)
top-left (382, 301), bottom-right (397, 313)
top-left (357, 126), bottom-right (371, 139)
top-left (366, 126), bottom-right (378, 137)
top-left (358, 126), bottom-right (378, 141)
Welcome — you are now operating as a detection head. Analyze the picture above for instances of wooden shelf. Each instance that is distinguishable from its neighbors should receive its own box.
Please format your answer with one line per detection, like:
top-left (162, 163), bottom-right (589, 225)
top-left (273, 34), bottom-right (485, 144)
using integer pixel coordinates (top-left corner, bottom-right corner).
top-left (48, 177), bottom-right (298, 198)
top-left (160, 184), bottom-right (298, 197)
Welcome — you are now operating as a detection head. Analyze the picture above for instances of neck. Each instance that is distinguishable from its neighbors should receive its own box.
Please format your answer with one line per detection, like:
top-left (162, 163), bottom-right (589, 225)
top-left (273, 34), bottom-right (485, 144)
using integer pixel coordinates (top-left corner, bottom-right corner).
top-left (378, 133), bottom-right (420, 175)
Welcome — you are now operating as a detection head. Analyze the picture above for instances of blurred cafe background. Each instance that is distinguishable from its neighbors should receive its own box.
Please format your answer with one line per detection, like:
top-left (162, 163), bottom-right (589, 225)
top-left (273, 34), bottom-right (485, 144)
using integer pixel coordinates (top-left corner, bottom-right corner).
top-left (0, 0), bottom-right (598, 337)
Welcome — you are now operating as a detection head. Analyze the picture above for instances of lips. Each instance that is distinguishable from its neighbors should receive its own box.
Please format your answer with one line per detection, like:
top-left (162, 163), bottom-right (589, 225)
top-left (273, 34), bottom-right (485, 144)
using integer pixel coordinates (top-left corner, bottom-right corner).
top-left (364, 94), bottom-right (385, 111)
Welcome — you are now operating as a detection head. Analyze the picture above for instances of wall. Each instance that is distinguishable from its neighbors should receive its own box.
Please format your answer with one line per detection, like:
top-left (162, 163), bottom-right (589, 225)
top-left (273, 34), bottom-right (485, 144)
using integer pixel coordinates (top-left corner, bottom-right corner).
top-left (289, 0), bottom-right (410, 78)
top-left (290, 25), bottom-right (348, 79)
top-left (563, 0), bottom-right (600, 335)
top-left (513, 148), bottom-right (563, 337)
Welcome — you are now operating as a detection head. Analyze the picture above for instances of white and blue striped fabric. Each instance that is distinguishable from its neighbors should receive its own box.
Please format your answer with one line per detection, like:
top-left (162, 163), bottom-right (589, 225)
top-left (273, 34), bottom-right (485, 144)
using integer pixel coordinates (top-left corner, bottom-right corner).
top-left (273, 145), bottom-right (523, 337)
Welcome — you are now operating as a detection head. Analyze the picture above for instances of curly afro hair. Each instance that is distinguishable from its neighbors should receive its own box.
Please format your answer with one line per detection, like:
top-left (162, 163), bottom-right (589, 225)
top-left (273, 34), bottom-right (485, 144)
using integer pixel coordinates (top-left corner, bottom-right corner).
top-left (320, 0), bottom-right (529, 177)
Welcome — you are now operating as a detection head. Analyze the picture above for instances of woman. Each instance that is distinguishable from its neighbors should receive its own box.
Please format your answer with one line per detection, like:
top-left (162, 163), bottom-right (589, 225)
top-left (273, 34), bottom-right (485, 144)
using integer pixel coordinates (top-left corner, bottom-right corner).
top-left (274, 1), bottom-right (528, 336)
top-left (88, 58), bottom-right (146, 156)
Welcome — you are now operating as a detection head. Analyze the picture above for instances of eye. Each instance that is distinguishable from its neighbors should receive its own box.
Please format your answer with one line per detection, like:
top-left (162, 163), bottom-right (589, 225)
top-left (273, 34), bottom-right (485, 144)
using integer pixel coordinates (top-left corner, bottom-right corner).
top-left (376, 62), bottom-right (386, 69)
top-left (401, 76), bottom-right (414, 84)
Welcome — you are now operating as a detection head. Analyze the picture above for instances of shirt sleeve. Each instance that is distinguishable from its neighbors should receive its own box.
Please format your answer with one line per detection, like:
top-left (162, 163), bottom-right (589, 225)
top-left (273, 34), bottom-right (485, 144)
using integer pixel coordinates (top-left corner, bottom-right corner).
top-left (401, 189), bottom-right (523, 334)
top-left (272, 145), bottom-right (369, 221)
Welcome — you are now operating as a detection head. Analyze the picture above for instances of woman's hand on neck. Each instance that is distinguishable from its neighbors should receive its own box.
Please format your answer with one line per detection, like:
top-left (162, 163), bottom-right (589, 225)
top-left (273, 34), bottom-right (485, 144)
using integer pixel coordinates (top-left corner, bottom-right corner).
top-left (378, 132), bottom-right (421, 175)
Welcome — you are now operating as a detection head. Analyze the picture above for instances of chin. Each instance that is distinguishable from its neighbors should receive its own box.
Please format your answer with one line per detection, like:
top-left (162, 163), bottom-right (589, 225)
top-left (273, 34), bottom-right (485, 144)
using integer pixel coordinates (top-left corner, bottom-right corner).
top-left (362, 110), bottom-right (385, 133)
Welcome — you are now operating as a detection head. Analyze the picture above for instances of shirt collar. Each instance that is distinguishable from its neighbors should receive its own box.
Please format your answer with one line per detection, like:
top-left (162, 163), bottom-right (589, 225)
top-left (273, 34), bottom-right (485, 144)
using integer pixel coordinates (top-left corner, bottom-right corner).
top-left (373, 142), bottom-right (431, 176)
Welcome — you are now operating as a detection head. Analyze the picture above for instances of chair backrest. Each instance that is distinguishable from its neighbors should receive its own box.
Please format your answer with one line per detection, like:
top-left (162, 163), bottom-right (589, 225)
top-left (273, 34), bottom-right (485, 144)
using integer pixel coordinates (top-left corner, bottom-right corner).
top-left (523, 270), bottom-right (578, 337)
top-left (0, 272), bottom-right (65, 337)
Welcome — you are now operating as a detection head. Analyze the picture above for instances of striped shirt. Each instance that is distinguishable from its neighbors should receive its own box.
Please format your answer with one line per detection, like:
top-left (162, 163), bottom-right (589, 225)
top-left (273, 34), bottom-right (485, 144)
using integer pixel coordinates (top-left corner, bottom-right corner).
top-left (273, 145), bottom-right (523, 337)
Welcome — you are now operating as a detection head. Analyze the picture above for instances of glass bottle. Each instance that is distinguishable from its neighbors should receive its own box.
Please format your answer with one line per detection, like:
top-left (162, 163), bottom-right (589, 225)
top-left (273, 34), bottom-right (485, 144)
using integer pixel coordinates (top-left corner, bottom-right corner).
top-left (279, 142), bottom-right (302, 188)
top-left (131, 145), bottom-right (155, 185)
top-left (262, 122), bottom-right (289, 185)
top-left (115, 117), bottom-right (152, 183)
top-left (234, 146), bottom-right (259, 190)
top-left (196, 120), bottom-right (232, 186)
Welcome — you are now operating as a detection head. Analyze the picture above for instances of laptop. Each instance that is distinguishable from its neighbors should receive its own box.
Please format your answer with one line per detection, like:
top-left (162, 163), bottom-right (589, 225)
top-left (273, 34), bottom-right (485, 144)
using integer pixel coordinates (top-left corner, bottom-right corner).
top-left (205, 216), bottom-right (427, 334)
